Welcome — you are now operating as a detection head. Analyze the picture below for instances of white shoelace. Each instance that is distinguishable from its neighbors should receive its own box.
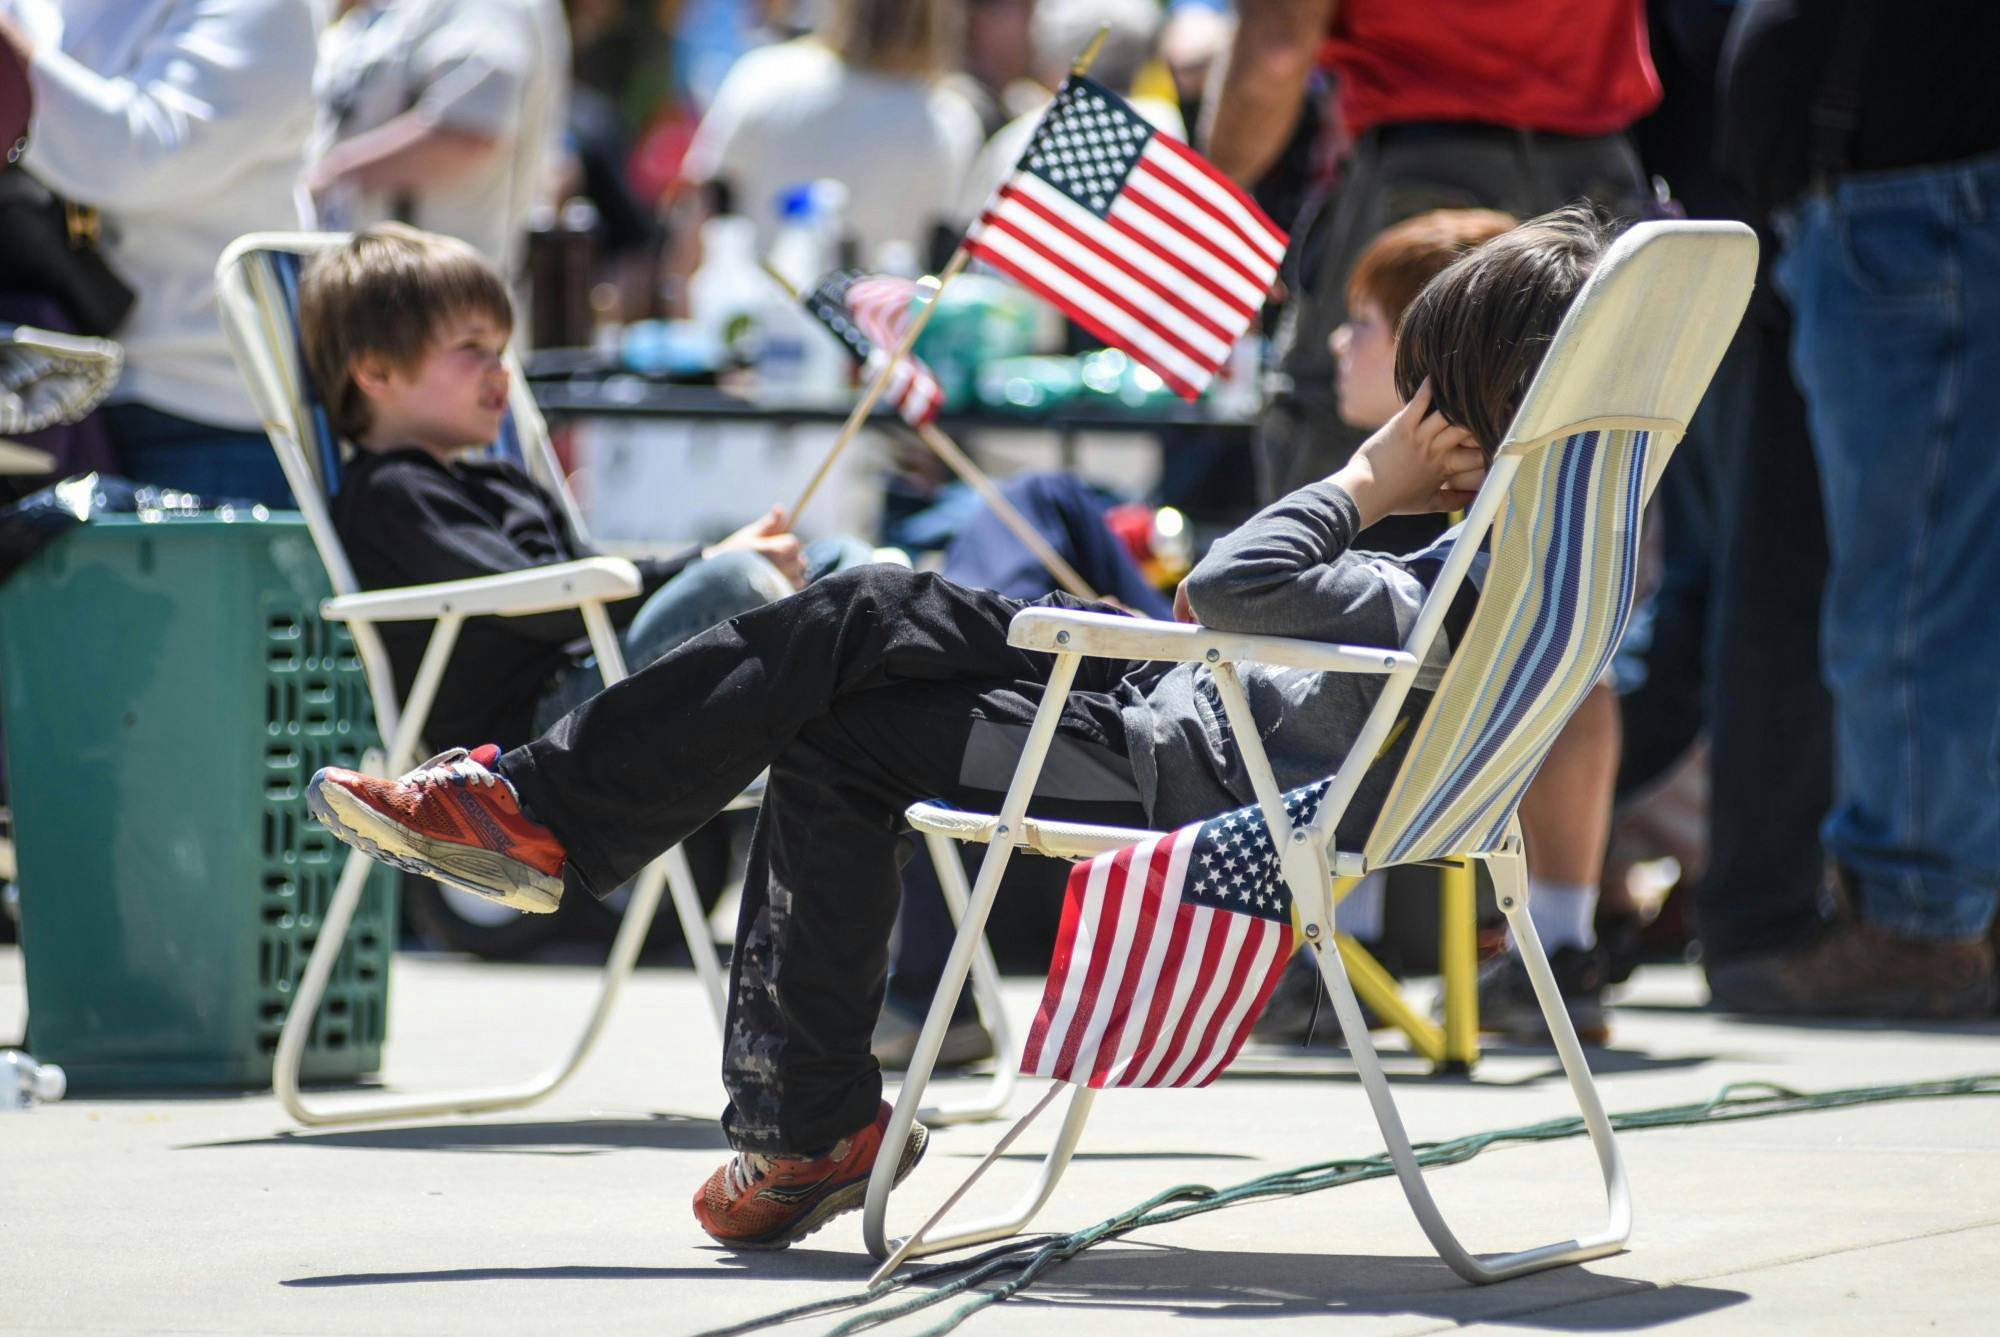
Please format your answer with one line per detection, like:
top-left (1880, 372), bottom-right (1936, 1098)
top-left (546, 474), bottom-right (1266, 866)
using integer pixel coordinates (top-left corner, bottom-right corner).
top-left (404, 748), bottom-right (498, 789)
top-left (722, 1152), bottom-right (773, 1197)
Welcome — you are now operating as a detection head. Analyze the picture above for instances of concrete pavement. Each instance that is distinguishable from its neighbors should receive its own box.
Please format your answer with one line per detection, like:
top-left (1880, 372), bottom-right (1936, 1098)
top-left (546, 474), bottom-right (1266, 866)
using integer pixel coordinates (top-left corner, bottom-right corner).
top-left (3, 945), bottom-right (1996, 1335)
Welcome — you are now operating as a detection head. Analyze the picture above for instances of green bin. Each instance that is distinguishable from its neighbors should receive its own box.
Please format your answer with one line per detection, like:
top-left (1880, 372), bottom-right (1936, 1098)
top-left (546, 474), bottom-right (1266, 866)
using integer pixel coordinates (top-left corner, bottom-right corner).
top-left (0, 515), bottom-right (397, 1088)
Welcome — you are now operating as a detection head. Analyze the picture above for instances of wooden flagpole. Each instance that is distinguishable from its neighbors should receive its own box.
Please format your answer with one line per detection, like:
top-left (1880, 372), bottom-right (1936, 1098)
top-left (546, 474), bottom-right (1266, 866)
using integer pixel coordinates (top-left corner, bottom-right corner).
top-left (763, 262), bottom-right (1102, 602)
top-left (785, 26), bottom-right (1110, 523)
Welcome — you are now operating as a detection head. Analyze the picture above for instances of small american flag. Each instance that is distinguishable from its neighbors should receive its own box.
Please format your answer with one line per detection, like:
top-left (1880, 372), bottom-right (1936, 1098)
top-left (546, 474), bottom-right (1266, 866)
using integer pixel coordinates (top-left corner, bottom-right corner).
top-left (1021, 782), bottom-right (1327, 1088)
top-left (964, 75), bottom-right (1287, 401)
top-left (802, 270), bottom-right (943, 427)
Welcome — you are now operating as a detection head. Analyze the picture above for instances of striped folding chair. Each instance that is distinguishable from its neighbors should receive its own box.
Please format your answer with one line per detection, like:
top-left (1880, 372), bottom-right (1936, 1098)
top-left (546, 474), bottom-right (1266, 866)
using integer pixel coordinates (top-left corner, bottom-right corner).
top-left (212, 232), bottom-right (733, 1127)
top-left (865, 220), bottom-right (1758, 1283)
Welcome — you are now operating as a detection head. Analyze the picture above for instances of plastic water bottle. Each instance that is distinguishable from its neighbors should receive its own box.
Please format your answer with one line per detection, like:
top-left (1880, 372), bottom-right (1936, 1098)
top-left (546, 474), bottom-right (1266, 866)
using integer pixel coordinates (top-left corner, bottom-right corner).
top-left (759, 184), bottom-right (849, 398)
top-left (2, 1049), bottom-right (65, 1109)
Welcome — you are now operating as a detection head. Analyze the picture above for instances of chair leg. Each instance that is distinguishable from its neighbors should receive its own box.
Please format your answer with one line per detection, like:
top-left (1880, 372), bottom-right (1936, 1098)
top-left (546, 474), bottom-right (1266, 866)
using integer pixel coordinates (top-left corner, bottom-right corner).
top-left (659, 843), bottom-right (727, 1032)
top-left (272, 845), bottom-right (669, 1127)
top-left (888, 830), bottom-right (1017, 1127)
top-left (1310, 844), bottom-right (1630, 1284)
top-left (864, 654), bottom-right (1085, 1262)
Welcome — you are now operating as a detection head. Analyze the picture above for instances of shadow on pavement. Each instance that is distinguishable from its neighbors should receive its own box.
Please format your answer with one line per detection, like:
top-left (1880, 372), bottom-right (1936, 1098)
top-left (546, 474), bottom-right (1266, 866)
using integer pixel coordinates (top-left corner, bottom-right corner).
top-left (183, 1111), bottom-right (728, 1156)
top-left (280, 1242), bottom-right (1749, 1333)
top-left (975, 1244), bottom-right (1749, 1329)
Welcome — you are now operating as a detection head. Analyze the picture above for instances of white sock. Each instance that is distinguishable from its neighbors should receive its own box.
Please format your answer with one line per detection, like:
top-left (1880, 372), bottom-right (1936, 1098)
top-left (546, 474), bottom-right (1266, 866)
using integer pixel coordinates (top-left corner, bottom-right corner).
top-left (1513, 877), bottom-right (1598, 952)
top-left (1335, 871), bottom-right (1386, 943)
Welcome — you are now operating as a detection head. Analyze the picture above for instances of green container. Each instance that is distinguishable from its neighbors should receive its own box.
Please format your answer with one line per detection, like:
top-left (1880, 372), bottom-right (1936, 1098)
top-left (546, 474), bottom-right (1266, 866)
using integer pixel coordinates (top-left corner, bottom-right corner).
top-left (0, 515), bottom-right (396, 1089)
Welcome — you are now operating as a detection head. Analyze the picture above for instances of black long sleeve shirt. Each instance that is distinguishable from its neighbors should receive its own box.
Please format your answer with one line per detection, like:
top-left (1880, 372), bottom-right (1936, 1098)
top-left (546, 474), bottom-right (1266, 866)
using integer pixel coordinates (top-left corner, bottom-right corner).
top-left (332, 448), bottom-right (697, 749)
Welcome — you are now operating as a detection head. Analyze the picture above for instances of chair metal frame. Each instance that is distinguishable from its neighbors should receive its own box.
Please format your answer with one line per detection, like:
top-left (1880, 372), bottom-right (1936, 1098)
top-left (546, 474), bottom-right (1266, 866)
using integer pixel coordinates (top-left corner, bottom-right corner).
top-left (209, 235), bottom-right (707, 1126)
top-left (863, 220), bottom-right (1759, 1284)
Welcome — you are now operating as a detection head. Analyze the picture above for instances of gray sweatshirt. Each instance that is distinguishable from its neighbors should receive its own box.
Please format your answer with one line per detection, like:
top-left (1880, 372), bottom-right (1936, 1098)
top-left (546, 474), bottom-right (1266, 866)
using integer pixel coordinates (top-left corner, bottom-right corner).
top-left (1118, 481), bottom-right (1473, 842)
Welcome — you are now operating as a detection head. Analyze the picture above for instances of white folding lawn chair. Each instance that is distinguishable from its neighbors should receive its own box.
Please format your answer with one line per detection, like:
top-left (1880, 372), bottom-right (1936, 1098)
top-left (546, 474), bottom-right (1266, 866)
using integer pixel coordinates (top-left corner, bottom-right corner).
top-left (866, 220), bottom-right (1758, 1283)
top-left (213, 232), bottom-right (731, 1127)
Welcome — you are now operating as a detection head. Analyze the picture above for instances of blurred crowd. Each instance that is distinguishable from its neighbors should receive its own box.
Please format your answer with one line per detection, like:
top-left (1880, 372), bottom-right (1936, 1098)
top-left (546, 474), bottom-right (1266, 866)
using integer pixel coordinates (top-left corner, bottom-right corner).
top-left (2, 0), bottom-right (1997, 1041)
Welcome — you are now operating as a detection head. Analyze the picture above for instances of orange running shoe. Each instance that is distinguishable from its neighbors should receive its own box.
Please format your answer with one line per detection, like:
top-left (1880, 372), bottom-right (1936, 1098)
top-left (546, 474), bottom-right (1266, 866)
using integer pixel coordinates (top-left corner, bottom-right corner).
top-left (693, 1102), bottom-right (929, 1250)
top-left (307, 745), bottom-right (565, 912)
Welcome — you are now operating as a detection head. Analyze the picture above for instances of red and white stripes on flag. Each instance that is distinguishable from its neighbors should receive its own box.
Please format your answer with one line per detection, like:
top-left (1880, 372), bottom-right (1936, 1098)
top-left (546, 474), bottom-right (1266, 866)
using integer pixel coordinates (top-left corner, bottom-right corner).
top-left (964, 75), bottom-right (1287, 401)
top-left (1020, 796), bottom-right (1306, 1089)
top-left (802, 270), bottom-right (944, 427)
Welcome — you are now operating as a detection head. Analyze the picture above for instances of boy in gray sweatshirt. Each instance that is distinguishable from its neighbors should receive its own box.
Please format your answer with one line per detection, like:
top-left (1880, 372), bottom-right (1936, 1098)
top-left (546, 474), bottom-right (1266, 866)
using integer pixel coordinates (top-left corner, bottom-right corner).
top-left (307, 206), bottom-right (1613, 1251)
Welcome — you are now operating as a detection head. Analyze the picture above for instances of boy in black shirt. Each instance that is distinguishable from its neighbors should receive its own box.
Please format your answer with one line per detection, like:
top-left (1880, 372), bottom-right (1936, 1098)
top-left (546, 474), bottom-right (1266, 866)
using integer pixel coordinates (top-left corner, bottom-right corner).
top-left (302, 223), bottom-right (857, 752)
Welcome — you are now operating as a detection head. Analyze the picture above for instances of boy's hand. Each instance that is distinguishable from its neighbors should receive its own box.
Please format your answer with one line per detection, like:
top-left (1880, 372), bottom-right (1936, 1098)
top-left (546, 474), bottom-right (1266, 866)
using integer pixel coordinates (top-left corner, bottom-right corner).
top-left (1330, 380), bottom-right (1488, 529)
top-left (707, 505), bottom-right (806, 589)
top-left (1173, 578), bottom-right (1196, 623)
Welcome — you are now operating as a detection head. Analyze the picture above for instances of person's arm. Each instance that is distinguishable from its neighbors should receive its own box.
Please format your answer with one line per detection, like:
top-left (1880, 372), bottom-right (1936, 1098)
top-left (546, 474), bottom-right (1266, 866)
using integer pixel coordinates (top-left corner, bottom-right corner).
top-left (311, 2), bottom-right (532, 202)
top-left (306, 116), bottom-right (498, 199)
top-left (1181, 383), bottom-right (1484, 638)
top-left (1197, 0), bottom-right (1330, 188)
top-left (14, 0), bottom-right (315, 211)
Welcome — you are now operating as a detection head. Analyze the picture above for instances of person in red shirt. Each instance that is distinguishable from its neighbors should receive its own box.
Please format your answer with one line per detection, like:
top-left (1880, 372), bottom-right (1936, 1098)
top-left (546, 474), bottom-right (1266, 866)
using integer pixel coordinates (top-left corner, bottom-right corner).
top-left (1204, 0), bottom-right (1660, 505)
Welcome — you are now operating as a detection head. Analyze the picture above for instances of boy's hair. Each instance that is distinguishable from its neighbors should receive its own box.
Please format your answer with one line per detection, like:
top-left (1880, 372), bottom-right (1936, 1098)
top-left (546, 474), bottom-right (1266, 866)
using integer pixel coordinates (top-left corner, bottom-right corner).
top-left (299, 223), bottom-right (514, 442)
top-left (1346, 208), bottom-right (1517, 326)
top-left (1393, 204), bottom-right (1617, 453)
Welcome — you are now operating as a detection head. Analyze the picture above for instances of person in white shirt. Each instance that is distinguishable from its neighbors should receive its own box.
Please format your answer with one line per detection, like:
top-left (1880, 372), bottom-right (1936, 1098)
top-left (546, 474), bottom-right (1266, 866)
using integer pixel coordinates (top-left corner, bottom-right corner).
top-left (0, 0), bottom-right (318, 508)
top-left (679, 0), bottom-right (982, 267)
top-left (308, 0), bottom-right (568, 280)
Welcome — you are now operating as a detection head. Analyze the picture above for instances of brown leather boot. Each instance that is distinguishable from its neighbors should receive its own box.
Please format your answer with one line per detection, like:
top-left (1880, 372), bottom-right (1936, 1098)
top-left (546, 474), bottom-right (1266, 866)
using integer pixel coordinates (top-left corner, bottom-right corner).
top-left (1706, 917), bottom-right (1996, 1020)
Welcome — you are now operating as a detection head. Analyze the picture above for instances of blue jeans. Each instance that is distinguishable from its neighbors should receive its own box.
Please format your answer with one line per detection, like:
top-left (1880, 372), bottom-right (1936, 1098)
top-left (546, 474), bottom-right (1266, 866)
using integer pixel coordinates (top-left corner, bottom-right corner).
top-left (102, 402), bottom-right (296, 510)
top-left (1774, 150), bottom-right (2000, 942)
top-left (530, 537), bottom-right (876, 733)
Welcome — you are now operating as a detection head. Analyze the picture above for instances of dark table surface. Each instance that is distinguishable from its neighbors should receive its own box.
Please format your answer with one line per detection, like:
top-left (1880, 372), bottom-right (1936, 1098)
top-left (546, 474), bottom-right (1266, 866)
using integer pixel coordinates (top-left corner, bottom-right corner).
top-left (525, 355), bottom-right (1258, 438)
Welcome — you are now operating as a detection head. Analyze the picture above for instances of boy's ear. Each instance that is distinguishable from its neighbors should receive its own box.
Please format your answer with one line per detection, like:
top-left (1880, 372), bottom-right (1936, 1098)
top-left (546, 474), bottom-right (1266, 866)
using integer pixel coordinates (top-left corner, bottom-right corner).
top-left (349, 351), bottom-right (399, 401)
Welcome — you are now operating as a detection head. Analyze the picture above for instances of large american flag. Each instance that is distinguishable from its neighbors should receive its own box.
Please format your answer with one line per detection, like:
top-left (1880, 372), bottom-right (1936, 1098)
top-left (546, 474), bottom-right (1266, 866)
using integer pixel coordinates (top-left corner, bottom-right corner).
top-left (1021, 782), bottom-right (1328, 1089)
top-left (964, 75), bottom-right (1287, 401)
top-left (802, 269), bottom-right (943, 427)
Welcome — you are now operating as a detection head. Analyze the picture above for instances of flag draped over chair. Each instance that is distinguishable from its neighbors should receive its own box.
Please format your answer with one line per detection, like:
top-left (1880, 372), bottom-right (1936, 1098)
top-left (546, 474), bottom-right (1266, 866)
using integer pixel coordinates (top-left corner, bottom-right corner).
top-left (963, 74), bottom-right (1287, 400)
top-left (1023, 781), bottom-right (1326, 1088)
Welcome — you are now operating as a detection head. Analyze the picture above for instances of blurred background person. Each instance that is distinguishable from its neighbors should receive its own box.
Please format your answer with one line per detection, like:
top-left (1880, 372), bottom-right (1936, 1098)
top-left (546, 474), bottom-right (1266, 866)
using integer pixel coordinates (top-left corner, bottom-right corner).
top-left (0, 0), bottom-right (318, 508)
top-left (953, 0), bottom-right (1177, 227)
top-left (1202, 0), bottom-right (1660, 510)
top-left (309, 0), bottom-right (569, 281)
top-left (944, 0), bottom-right (1038, 141)
top-left (676, 0), bottom-right (980, 271)
top-left (1704, 0), bottom-right (2000, 1018)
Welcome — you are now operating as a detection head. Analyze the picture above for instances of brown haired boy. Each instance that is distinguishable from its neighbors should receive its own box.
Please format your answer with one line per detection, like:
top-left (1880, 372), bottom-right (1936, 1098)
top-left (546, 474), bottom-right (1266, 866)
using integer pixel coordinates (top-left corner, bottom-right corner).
top-left (302, 224), bottom-right (854, 792)
top-left (306, 208), bottom-right (1615, 1250)
top-left (1325, 208), bottom-right (1627, 1045)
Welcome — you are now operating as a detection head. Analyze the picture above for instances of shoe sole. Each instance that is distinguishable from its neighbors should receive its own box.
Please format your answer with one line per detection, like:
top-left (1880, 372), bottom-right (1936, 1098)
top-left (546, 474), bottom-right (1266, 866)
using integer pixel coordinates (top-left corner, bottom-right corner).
top-left (875, 1022), bottom-right (998, 1072)
top-left (307, 777), bottom-right (561, 914)
top-left (712, 1122), bottom-right (930, 1252)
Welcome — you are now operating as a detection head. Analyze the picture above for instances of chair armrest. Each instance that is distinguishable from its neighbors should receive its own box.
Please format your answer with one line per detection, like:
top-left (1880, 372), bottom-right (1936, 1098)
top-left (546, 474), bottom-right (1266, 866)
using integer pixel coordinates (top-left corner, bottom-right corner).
top-left (1006, 607), bottom-right (1415, 675)
top-left (322, 557), bottom-right (644, 624)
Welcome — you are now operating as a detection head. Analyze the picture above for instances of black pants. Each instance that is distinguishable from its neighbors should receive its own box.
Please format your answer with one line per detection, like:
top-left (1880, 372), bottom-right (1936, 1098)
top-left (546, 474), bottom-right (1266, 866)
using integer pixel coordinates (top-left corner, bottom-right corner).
top-left (502, 566), bottom-right (1152, 1153)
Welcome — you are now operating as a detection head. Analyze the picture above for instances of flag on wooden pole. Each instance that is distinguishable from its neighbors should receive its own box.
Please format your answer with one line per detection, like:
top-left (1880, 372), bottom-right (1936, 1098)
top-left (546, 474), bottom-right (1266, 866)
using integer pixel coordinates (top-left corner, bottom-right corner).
top-left (1021, 782), bottom-right (1324, 1089)
top-left (964, 75), bottom-right (1287, 401)
top-left (801, 270), bottom-right (944, 428)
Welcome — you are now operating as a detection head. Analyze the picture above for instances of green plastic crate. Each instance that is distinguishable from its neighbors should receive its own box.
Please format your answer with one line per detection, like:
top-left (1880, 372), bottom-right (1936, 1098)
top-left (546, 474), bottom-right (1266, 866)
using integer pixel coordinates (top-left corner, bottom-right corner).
top-left (0, 515), bottom-right (396, 1088)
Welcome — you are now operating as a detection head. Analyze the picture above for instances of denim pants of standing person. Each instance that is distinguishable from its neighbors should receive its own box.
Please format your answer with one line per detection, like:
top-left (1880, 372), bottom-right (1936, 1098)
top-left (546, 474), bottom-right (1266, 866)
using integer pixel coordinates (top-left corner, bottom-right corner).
top-left (500, 566), bottom-right (1154, 1155)
top-left (528, 536), bottom-right (873, 733)
top-left (1774, 149), bottom-right (2000, 943)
